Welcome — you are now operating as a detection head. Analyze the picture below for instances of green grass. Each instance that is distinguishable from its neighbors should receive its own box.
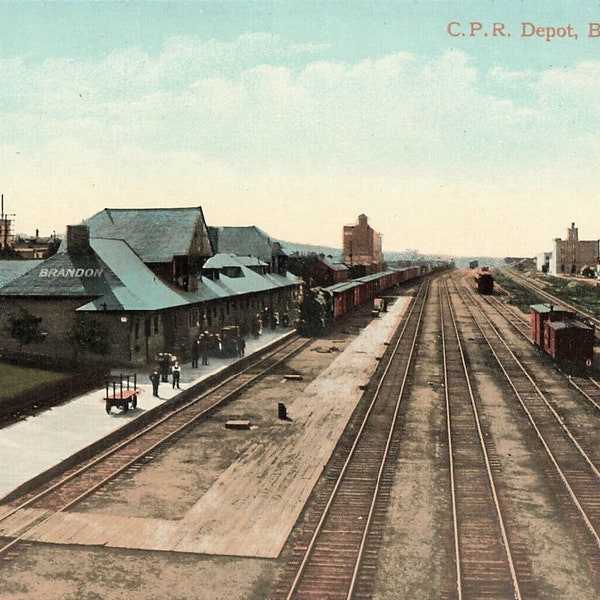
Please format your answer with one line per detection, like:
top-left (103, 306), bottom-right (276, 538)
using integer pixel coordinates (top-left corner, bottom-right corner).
top-left (0, 363), bottom-right (68, 400)
top-left (494, 273), bottom-right (546, 313)
top-left (499, 270), bottom-right (600, 319)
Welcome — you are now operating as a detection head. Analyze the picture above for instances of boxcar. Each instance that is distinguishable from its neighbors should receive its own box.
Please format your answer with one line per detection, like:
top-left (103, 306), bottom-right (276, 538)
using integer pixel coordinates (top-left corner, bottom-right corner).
top-left (529, 304), bottom-right (575, 347)
top-left (544, 319), bottom-right (595, 366)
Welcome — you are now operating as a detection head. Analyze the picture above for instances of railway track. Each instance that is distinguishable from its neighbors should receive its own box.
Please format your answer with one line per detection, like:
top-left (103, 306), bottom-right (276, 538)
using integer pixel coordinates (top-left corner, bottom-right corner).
top-left (499, 268), bottom-right (600, 331)
top-left (439, 277), bottom-right (536, 599)
top-left (272, 280), bottom-right (429, 599)
top-left (0, 334), bottom-right (310, 560)
top-left (466, 278), bottom-right (600, 414)
top-left (451, 276), bottom-right (600, 587)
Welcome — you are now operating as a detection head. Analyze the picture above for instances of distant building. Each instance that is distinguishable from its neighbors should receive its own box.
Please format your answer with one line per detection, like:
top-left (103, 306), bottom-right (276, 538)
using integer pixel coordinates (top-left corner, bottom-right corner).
top-left (549, 222), bottom-right (599, 276)
top-left (307, 254), bottom-right (348, 288)
top-left (12, 232), bottom-right (61, 259)
top-left (342, 214), bottom-right (384, 275)
top-left (536, 252), bottom-right (551, 273)
top-left (0, 215), bottom-right (14, 252)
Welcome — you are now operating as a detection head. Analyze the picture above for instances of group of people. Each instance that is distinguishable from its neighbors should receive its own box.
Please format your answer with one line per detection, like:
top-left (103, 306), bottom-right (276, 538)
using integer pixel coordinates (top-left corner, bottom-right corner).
top-left (251, 309), bottom-right (290, 339)
top-left (149, 360), bottom-right (180, 397)
top-left (149, 315), bottom-right (289, 396)
top-left (191, 331), bottom-right (217, 367)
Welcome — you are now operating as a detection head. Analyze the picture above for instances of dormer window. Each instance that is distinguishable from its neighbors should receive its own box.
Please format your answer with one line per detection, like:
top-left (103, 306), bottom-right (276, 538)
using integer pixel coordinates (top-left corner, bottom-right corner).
top-left (222, 266), bottom-right (244, 278)
top-left (204, 268), bottom-right (220, 281)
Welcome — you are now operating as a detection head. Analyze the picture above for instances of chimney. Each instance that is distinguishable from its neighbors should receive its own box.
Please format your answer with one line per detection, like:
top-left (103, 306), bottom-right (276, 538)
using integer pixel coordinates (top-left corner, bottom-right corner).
top-left (67, 225), bottom-right (91, 255)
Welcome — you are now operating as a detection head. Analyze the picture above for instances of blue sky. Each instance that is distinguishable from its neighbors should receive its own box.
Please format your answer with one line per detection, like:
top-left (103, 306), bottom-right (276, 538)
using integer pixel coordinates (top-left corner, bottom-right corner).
top-left (1, 1), bottom-right (598, 257)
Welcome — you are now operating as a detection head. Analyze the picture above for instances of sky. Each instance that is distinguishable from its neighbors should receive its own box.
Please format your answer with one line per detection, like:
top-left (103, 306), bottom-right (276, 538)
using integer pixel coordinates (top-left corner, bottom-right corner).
top-left (0, 0), bottom-right (598, 258)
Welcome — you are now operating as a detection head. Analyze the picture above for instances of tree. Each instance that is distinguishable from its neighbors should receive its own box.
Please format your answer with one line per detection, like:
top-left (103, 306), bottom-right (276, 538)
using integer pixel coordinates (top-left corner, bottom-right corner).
top-left (7, 309), bottom-right (46, 346)
top-left (68, 319), bottom-right (110, 356)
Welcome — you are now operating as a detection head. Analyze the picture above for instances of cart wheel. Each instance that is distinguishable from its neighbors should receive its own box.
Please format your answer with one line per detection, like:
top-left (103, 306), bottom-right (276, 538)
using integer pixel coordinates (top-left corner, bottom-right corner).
top-left (105, 402), bottom-right (112, 415)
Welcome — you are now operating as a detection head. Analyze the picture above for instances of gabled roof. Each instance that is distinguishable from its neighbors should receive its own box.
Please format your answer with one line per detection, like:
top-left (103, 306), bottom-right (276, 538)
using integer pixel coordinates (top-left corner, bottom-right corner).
top-left (85, 207), bottom-right (207, 264)
top-left (316, 255), bottom-right (348, 271)
top-left (211, 226), bottom-right (282, 264)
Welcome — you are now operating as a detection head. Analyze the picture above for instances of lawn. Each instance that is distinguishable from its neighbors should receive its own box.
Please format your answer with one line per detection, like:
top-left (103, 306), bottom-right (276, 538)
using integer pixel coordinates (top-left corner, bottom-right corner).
top-left (0, 363), bottom-right (69, 400)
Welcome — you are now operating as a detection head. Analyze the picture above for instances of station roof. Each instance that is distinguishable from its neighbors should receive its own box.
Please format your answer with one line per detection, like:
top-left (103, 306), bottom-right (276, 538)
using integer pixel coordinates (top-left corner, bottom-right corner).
top-left (210, 226), bottom-right (284, 264)
top-left (0, 238), bottom-right (188, 312)
top-left (188, 253), bottom-right (299, 303)
top-left (85, 207), bottom-right (208, 264)
top-left (0, 235), bottom-right (300, 313)
top-left (0, 260), bottom-right (41, 287)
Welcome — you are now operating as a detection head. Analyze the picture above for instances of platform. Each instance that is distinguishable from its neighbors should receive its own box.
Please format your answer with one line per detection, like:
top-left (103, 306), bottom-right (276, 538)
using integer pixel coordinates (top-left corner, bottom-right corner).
top-left (0, 298), bottom-right (410, 559)
top-left (0, 329), bottom-right (292, 500)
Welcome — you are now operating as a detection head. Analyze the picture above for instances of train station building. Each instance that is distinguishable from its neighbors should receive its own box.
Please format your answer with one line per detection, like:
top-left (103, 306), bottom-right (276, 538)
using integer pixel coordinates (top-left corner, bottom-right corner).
top-left (0, 207), bottom-right (302, 368)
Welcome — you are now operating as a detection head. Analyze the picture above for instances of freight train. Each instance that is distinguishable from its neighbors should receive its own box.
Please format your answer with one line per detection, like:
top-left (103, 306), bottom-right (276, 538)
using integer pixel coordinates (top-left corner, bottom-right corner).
top-left (297, 264), bottom-right (443, 336)
top-left (530, 303), bottom-right (595, 369)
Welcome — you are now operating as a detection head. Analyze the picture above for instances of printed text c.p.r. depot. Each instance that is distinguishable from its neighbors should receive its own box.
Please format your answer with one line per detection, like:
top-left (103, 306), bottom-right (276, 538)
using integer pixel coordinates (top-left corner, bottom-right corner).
top-left (446, 22), bottom-right (600, 42)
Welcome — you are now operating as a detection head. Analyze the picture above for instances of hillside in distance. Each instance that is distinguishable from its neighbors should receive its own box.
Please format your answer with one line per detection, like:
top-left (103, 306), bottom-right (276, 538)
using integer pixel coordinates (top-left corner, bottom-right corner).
top-left (278, 239), bottom-right (513, 268)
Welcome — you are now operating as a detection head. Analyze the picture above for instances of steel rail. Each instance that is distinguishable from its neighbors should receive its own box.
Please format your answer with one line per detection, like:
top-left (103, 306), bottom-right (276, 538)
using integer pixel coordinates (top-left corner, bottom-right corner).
top-left (439, 280), bottom-right (462, 600)
top-left (452, 278), bottom-right (600, 550)
top-left (441, 278), bottom-right (522, 600)
top-left (463, 278), bottom-right (600, 415)
top-left (281, 281), bottom-right (429, 600)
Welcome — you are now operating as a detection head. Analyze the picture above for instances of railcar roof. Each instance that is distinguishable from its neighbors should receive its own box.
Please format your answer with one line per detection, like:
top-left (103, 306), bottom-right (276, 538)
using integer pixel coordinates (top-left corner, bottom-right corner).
top-left (546, 319), bottom-right (593, 331)
top-left (530, 304), bottom-right (572, 314)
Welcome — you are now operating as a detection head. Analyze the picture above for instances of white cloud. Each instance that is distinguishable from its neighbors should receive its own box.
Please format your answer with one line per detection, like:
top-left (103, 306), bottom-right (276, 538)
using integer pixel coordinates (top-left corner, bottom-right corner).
top-left (0, 35), bottom-right (598, 256)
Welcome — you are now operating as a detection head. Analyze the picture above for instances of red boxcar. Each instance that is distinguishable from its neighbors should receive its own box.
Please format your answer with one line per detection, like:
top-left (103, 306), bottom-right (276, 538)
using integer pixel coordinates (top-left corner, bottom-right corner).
top-left (543, 319), bottom-right (595, 365)
top-left (529, 304), bottom-right (575, 348)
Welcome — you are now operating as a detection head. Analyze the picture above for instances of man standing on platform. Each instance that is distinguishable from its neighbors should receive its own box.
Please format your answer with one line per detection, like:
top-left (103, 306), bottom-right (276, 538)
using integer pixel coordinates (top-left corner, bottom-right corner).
top-left (172, 362), bottom-right (181, 389)
top-left (200, 332), bottom-right (210, 366)
top-left (150, 369), bottom-right (160, 397)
